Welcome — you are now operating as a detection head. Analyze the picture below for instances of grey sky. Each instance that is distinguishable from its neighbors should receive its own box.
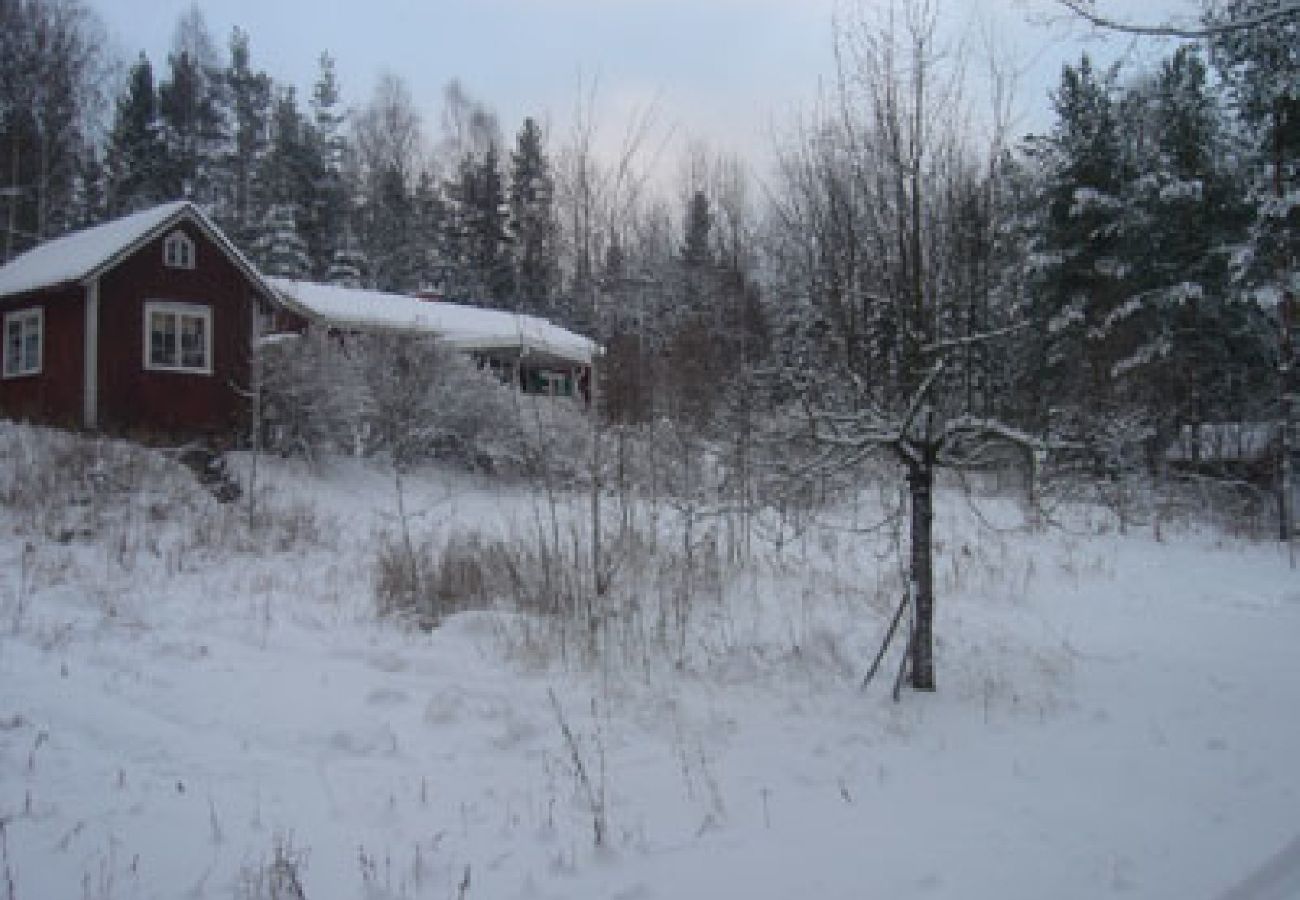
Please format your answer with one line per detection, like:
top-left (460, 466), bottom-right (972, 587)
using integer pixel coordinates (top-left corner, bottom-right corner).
top-left (96, 0), bottom-right (1199, 179)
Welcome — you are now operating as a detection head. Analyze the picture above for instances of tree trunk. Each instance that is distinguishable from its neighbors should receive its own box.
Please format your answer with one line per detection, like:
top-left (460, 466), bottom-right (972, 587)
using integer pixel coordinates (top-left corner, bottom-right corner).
top-left (908, 459), bottom-right (936, 691)
top-left (1273, 104), bottom-right (1295, 546)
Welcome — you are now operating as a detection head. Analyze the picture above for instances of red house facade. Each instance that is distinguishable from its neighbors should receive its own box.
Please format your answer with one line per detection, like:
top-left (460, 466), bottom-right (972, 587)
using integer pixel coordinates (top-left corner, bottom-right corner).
top-left (0, 202), bottom-right (279, 444)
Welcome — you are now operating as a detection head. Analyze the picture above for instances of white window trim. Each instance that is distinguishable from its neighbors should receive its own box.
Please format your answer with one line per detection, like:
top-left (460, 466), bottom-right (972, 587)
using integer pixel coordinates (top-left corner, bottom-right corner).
top-left (163, 230), bottom-right (195, 270)
top-left (3, 307), bottom-right (43, 379)
top-left (143, 300), bottom-right (213, 375)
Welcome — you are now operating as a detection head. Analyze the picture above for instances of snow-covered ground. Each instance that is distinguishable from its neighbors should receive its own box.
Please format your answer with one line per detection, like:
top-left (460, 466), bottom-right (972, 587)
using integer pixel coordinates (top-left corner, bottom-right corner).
top-left (1, 426), bottom-right (1298, 899)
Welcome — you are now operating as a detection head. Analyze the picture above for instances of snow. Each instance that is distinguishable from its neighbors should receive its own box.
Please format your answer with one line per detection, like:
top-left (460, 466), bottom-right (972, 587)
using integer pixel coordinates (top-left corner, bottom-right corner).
top-left (272, 278), bottom-right (599, 367)
top-left (1068, 187), bottom-right (1121, 218)
top-left (0, 202), bottom-right (191, 299)
top-left (2, 425), bottom-right (1299, 899)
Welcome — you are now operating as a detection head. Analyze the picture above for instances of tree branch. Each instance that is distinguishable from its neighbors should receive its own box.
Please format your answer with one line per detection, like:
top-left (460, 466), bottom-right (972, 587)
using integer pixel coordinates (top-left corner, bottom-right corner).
top-left (1053, 0), bottom-right (1300, 39)
top-left (898, 358), bottom-right (946, 440)
top-left (922, 321), bottom-right (1029, 355)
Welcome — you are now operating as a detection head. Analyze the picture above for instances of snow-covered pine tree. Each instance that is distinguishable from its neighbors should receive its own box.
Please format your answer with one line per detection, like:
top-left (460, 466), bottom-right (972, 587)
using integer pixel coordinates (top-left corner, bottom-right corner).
top-left (1024, 54), bottom-right (1129, 442)
top-left (69, 143), bottom-right (107, 230)
top-left (325, 219), bottom-right (367, 288)
top-left (156, 8), bottom-right (227, 207)
top-left (304, 52), bottom-right (350, 279)
top-left (253, 203), bottom-right (311, 280)
top-left (352, 73), bottom-right (425, 293)
top-left (219, 27), bottom-right (272, 246)
top-left (510, 117), bottom-right (559, 317)
top-left (1212, 3), bottom-right (1300, 297)
top-left (105, 55), bottom-right (168, 216)
top-left (258, 88), bottom-right (317, 231)
top-left (1208, 0), bottom-right (1300, 537)
top-left (455, 143), bottom-right (513, 307)
top-left (1111, 47), bottom-right (1268, 459)
top-left (411, 168), bottom-right (451, 293)
top-left (365, 162), bottom-right (418, 293)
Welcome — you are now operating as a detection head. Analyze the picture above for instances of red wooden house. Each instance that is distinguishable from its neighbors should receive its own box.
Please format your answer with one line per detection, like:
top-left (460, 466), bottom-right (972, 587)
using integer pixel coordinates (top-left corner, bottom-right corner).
top-left (0, 202), bottom-right (598, 446)
top-left (0, 201), bottom-right (281, 444)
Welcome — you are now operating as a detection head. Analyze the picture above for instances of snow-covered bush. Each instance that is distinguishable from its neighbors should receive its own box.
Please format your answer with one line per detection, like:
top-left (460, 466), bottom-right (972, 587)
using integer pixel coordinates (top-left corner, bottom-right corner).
top-left (0, 422), bottom-right (330, 564)
top-left (0, 421), bottom-right (208, 544)
top-left (261, 326), bottom-right (585, 475)
top-left (259, 328), bottom-right (365, 461)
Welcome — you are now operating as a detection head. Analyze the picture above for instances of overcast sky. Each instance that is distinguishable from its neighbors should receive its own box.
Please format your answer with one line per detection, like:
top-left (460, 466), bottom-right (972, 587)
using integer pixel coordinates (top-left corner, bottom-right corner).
top-left (94, 0), bottom-right (1200, 182)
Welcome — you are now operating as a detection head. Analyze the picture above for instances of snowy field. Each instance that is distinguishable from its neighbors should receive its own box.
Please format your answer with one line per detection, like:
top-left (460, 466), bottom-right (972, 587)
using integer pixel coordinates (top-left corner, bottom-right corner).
top-left (1, 424), bottom-right (1298, 900)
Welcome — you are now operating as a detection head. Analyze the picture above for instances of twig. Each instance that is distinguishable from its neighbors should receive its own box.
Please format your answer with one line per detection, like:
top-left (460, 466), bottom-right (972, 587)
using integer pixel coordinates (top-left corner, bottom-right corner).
top-left (862, 590), bottom-right (911, 690)
top-left (891, 625), bottom-right (913, 703)
top-left (547, 688), bottom-right (606, 847)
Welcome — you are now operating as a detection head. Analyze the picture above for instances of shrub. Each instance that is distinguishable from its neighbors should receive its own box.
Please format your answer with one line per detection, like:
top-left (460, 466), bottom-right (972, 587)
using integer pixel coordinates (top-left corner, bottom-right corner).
top-left (374, 529), bottom-right (530, 628)
top-left (261, 326), bottom-right (584, 475)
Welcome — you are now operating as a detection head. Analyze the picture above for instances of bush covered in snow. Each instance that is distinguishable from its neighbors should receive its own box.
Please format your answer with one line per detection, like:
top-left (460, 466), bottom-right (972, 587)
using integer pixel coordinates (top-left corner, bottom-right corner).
top-left (0, 421), bottom-right (331, 564)
top-left (260, 327), bottom-right (590, 476)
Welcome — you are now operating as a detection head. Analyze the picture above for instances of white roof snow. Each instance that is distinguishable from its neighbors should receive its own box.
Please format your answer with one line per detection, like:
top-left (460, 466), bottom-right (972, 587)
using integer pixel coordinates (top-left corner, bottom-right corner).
top-left (0, 202), bottom-right (191, 298)
top-left (271, 278), bottom-right (598, 367)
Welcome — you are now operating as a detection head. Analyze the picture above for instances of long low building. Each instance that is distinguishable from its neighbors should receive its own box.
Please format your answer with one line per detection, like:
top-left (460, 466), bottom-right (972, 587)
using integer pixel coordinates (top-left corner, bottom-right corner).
top-left (271, 278), bottom-right (597, 397)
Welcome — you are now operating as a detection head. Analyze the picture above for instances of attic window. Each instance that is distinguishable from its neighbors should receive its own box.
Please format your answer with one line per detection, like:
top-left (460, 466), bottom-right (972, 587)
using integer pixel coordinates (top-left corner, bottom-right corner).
top-left (163, 230), bottom-right (195, 269)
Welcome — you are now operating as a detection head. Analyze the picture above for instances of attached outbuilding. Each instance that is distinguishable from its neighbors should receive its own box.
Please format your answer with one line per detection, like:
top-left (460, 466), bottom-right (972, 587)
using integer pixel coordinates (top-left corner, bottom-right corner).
top-left (271, 278), bottom-right (598, 399)
top-left (0, 201), bottom-right (281, 444)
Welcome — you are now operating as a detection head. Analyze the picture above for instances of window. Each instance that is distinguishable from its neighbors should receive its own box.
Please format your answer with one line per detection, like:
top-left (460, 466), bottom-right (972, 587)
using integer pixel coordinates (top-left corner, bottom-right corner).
top-left (144, 301), bottom-right (211, 374)
top-left (3, 308), bottom-right (42, 378)
top-left (163, 230), bottom-right (195, 269)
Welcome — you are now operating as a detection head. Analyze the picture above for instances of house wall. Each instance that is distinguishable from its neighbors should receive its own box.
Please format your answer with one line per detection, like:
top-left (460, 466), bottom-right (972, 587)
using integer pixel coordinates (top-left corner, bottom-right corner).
top-left (96, 220), bottom-right (260, 444)
top-left (0, 285), bottom-right (85, 428)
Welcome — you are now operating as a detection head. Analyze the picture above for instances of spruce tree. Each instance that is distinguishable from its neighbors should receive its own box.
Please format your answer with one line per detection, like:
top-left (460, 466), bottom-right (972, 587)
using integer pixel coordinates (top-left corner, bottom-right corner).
top-left (260, 88), bottom-right (312, 214)
top-left (452, 144), bottom-right (512, 306)
top-left (106, 54), bottom-right (167, 215)
top-left (1025, 55), bottom-right (1128, 440)
top-left (254, 202), bottom-right (311, 280)
top-left (1115, 47), bottom-right (1266, 452)
top-left (305, 52), bottom-right (349, 278)
top-left (366, 162), bottom-right (417, 293)
top-left (1208, 1), bottom-right (1298, 306)
top-left (157, 9), bottom-right (226, 207)
top-left (326, 219), bottom-right (367, 288)
top-left (220, 27), bottom-right (271, 244)
top-left (509, 117), bottom-right (558, 316)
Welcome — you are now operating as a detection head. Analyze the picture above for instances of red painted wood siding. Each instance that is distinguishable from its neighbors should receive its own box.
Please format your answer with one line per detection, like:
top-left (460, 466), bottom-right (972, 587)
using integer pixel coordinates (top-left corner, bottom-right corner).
top-left (0, 285), bottom-right (85, 428)
top-left (96, 220), bottom-right (260, 443)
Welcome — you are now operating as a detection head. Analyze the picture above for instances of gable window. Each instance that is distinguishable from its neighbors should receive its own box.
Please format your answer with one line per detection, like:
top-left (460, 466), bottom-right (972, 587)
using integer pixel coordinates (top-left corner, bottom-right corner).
top-left (3, 308), bottom-right (42, 378)
top-left (163, 230), bottom-right (195, 269)
top-left (144, 301), bottom-right (211, 374)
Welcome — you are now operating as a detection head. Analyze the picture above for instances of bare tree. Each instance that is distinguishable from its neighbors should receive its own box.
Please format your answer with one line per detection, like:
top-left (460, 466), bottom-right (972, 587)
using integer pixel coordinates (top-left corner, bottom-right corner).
top-left (768, 0), bottom-right (1043, 693)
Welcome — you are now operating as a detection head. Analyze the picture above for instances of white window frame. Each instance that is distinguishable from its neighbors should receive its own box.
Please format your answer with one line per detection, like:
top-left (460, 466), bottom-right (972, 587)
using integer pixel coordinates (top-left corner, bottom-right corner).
top-left (163, 230), bottom-right (195, 270)
top-left (143, 300), bottom-right (212, 375)
top-left (3, 307), bottom-right (43, 378)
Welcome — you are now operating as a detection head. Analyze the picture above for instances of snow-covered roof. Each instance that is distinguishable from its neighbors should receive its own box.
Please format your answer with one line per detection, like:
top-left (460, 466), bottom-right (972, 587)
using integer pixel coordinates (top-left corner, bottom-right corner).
top-left (271, 278), bottom-right (598, 367)
top-left (0, 201), bottom-right (272, 301)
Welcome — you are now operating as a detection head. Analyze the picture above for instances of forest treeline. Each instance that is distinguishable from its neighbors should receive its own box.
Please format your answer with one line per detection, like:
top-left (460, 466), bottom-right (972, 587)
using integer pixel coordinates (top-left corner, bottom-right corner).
top-left (1, 0), bottom-right (1296, 464)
